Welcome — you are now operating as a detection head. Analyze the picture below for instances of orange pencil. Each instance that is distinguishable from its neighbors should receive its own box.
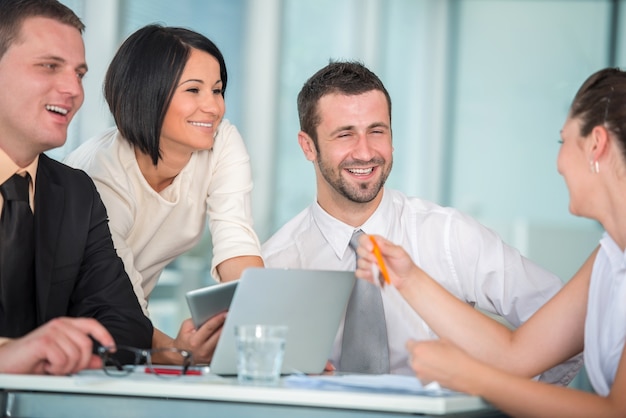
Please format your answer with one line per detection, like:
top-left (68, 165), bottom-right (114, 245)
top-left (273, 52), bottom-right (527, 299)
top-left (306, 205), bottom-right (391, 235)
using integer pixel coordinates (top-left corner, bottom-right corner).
top-left (369, 235), bottom-right (391, 285)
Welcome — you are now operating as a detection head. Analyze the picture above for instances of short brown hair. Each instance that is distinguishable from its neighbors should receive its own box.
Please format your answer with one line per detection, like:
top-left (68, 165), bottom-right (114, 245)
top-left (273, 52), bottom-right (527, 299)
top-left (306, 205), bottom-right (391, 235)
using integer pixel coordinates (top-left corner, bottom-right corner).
top-left (0, 0), bottom-right (84, 60)
top-left (297, 61), bottom-right (392, 149)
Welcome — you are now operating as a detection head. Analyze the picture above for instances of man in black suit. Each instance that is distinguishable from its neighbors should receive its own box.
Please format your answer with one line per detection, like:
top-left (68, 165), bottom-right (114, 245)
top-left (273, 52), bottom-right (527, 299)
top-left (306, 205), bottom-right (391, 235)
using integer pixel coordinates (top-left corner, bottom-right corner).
top-left (0, 0), bottom-right (152, 374)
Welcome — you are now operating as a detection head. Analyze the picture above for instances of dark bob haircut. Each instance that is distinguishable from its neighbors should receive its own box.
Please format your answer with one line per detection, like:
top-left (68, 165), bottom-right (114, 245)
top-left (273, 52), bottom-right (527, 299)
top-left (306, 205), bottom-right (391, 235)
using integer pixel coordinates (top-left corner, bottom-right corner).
top-left (104, 24), bottom-right (228, 165)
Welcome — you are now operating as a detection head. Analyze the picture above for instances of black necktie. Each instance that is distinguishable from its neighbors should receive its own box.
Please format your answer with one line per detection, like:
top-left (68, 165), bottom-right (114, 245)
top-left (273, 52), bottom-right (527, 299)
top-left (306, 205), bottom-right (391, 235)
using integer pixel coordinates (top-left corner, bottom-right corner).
top-left (338, 230), bottom-right (390, 373)
top-left (0, 173), bottom-right (36, 337)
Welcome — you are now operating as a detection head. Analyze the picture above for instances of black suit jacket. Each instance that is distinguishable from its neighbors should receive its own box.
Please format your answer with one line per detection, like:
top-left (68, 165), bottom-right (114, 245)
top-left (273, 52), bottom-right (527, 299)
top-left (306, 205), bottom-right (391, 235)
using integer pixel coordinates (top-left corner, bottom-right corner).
top-left (31, 154), bottom-right (152, 348)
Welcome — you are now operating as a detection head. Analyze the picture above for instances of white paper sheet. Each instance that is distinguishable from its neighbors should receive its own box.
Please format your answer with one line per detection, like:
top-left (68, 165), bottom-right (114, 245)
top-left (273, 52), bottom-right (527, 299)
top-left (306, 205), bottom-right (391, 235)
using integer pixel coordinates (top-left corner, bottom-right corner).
top-left (285, 373), bottom-right (453, 396)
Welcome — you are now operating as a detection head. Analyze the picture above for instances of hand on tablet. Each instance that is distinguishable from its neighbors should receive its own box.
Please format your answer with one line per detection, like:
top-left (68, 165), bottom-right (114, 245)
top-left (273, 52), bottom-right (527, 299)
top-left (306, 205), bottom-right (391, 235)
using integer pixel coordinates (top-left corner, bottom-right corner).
top-left (174, 312), bottom-right (227, 364)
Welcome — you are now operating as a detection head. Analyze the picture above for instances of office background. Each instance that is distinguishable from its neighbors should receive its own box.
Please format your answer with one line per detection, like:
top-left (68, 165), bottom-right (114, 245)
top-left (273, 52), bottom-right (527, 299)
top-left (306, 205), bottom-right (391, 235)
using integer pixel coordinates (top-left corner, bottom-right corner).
top-left (54, 0), bottom-right (616, 354)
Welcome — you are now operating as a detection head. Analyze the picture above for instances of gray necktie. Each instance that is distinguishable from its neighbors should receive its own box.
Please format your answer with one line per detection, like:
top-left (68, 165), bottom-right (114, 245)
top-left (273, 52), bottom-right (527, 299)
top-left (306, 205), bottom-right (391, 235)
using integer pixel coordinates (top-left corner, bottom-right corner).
top-left (338, 229), bottom-right (390, 373)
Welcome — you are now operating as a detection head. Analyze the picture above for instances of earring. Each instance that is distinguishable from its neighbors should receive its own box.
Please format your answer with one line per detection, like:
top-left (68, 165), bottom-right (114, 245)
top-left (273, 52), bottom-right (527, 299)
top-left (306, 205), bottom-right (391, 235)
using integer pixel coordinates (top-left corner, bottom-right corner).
top-left (589, 160), bottom-right (600, 174)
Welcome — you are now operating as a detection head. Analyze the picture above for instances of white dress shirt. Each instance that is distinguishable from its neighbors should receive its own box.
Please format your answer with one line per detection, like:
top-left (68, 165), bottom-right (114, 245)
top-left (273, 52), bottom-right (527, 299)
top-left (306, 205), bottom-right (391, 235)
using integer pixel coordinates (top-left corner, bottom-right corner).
top-left (262, 188), bottom-right (564, 375)
top-left (64, 120), bottom-right (262, 315)
top-left (584, 232), bottom-right (626, 396)
top-left (0, 148), bottom-right (37, 212)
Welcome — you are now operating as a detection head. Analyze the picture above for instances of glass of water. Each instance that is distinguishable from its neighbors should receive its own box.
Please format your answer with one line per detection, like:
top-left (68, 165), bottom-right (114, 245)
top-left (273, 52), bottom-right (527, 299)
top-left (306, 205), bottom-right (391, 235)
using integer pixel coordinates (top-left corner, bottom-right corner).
top-left (235, 324), bottom-right (288, 385)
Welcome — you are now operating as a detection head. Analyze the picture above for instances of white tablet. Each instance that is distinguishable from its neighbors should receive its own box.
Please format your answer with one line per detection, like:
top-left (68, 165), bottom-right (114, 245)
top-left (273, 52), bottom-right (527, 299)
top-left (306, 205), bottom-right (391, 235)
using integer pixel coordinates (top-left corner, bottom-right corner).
top-left (185, 280), bottom-right (238, 329)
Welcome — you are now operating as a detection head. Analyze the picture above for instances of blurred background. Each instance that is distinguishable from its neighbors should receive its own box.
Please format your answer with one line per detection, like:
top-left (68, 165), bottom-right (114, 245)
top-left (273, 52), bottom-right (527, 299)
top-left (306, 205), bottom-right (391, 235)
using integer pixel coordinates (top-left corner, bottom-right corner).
top-left (55, 0), bottom-right (618, 387)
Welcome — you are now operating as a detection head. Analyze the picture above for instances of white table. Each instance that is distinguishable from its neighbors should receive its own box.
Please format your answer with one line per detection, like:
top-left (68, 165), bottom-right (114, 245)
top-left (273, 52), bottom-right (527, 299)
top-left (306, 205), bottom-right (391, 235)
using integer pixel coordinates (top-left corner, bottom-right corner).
top-left (0, 372), bottom-right (505, 417)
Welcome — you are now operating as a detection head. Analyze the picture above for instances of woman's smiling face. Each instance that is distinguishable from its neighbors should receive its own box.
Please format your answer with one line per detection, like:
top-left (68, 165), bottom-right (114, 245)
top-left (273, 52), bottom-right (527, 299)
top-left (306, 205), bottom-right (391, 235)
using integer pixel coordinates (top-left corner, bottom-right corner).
top-left (159, 48), bottom-right (225, 158)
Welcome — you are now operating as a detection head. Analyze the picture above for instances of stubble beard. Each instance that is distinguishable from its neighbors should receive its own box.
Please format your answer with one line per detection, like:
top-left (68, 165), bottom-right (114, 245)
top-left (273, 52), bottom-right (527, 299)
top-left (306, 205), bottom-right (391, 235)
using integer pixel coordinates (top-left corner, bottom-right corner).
top-left (317, 155), bottom-right (392, 204)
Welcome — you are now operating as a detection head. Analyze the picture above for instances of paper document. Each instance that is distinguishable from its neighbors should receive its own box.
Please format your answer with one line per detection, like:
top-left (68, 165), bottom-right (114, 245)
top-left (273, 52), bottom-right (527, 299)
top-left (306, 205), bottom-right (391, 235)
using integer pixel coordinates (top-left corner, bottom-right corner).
top-left (285, 374), bottom-right (453, 395)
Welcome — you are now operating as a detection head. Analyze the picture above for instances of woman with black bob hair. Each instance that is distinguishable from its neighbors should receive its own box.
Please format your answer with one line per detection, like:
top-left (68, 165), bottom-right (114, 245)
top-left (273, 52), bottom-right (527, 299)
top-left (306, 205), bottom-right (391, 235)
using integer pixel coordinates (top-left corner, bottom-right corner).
top-left (66, 24), bottom-right (263, 364)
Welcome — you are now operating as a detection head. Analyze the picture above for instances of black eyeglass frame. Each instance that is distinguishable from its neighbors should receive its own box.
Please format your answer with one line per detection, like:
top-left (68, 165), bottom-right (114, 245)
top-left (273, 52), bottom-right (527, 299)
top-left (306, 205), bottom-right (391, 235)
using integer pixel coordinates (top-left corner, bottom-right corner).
top-left (97, 345), bottom-right (193, 378)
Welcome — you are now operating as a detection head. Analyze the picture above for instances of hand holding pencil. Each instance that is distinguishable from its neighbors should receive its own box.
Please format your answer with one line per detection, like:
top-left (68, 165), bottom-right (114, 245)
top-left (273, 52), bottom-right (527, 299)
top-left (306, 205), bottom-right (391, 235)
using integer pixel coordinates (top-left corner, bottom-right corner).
top-left (369, 235), bottom-right (391, 286)
top-left (355, 234), bottom-right (420, 290)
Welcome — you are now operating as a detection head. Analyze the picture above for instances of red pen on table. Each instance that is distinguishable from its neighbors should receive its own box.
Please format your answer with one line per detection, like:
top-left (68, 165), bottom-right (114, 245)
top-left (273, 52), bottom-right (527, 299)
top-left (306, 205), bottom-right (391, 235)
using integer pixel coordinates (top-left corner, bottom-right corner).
top-left (368, 235), bottom-right (391, 286)
top-left (144, 366), bottom-right (205, 376)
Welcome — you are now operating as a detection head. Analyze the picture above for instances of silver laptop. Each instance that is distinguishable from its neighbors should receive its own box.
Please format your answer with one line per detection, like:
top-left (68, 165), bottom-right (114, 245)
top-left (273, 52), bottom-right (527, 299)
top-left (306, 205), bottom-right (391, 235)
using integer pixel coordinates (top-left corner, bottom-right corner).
top-left (205, 268), bottom-right (356, 376)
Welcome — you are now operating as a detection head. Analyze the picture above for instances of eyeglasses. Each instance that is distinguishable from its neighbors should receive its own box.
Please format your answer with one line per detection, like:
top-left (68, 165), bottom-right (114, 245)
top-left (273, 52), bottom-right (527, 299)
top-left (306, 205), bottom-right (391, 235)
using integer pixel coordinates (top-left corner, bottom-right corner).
top-left (97, 345), bottom-right (193, 378)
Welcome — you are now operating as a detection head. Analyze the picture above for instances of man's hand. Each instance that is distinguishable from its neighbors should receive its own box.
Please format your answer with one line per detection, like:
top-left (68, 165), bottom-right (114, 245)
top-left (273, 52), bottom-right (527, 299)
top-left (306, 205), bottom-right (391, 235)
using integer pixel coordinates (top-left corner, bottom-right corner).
top-left (0, 317), bottom-right (114, 375)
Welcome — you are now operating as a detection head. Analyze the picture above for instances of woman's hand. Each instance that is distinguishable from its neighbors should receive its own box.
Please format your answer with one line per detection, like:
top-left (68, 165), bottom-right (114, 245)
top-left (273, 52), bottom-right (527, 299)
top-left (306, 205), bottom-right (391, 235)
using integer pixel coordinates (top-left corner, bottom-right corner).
top-left (406, 338), bottom-right (483, 395)
top-left (355, 234), bottom-right (420, 291)
top-left (152, 312), bottom-right (227, 365)
top-left (173, 312), bottom-right (227, 364)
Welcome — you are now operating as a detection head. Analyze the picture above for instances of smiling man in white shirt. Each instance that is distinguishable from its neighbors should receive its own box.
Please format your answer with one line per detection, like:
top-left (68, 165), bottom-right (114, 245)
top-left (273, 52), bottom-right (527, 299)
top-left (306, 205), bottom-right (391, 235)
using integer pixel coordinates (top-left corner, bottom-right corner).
top-left (262, 61), bottom-right (581, 384)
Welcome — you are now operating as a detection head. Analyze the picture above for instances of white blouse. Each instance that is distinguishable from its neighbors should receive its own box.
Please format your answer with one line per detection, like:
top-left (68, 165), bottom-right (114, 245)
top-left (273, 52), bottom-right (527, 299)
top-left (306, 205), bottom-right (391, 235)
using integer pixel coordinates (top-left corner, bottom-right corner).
top-left (584, 232), bottom-right (626, 396)
top-left (64, 119), bottom-right (261, 315)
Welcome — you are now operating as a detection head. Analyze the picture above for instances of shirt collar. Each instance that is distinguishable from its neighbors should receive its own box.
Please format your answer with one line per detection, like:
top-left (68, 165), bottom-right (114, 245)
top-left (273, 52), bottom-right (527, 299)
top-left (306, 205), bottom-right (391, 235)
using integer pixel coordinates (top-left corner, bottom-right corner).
top-left (361, 188), bottom-right (394, 236)
top-left (0, 148), bottom-right (39, 213)
top-left (0, 147), bottom-right (38, 186)
top-left (311, 188), bottom-right (393, 259)
top-left (599, 231), bottom-right (626, 275)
